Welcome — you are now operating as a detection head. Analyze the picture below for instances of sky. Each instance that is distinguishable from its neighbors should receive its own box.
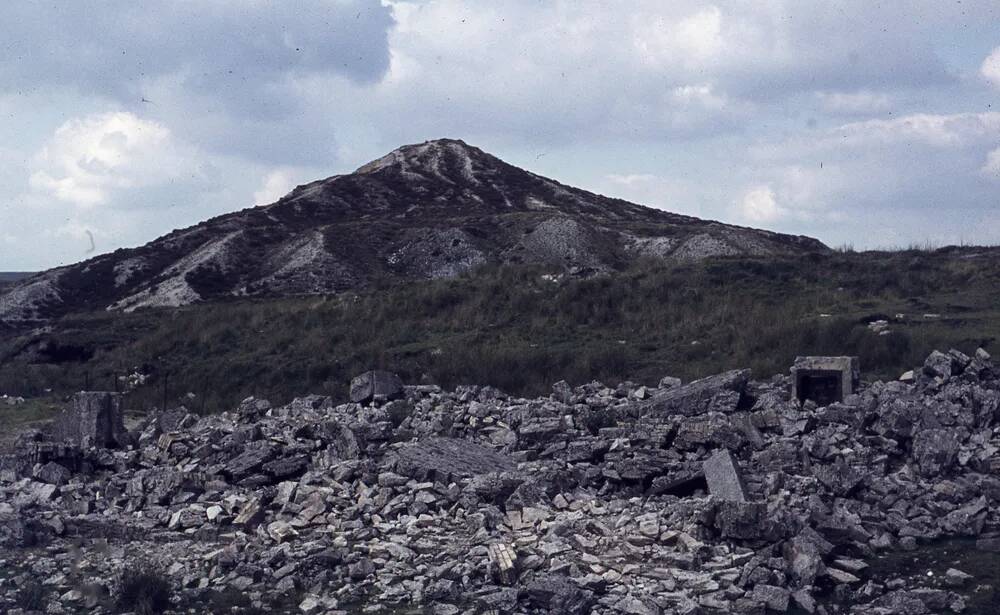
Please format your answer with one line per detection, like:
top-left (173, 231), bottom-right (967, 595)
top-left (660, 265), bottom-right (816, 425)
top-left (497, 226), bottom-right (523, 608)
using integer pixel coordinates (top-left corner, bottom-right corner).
top-left (1, 1), bottom-right (999, 271)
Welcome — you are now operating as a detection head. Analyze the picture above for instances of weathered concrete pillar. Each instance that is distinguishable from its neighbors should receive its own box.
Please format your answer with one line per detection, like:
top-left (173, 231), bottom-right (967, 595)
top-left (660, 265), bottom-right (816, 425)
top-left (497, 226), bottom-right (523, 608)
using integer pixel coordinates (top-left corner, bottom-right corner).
top-left (55, 391), bottom-right (126, 448)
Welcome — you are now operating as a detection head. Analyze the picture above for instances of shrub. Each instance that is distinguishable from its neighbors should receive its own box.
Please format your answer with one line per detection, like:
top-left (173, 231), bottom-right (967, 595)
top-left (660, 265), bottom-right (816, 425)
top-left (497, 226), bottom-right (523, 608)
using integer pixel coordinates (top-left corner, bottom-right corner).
top-left (114, 561), bottom-right (172, 615)
top-left (16, 579), bottom-right (47, 610)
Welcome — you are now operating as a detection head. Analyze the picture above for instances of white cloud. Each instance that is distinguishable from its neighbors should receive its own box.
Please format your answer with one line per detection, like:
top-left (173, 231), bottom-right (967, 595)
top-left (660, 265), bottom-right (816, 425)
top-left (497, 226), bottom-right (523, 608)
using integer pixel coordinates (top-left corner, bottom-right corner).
top-left (670, 84), bottom-right (728, 110)
top-left (606, 173), bottom-right (658, 187)
top-left (731, 164), bottom-right (847, 227)
top-left (816, 90), bottom-right (891, 114)
top-left (633, 6), bottom-right (725, 69)
top-left (981, 47), bottom-right (1000, 89)
top-left (738, 185), bottom-right (783, 222)
top-left (756, 112), bottom-right (1000, 160)
top-left (983, 148), bottom-right (1000, 178)
top-left (28, 112), bottom-right (204, 208)
top-left (837, 112), bottom-right (1000, 147)
top-left (254, 169), bottom-right (303, 205)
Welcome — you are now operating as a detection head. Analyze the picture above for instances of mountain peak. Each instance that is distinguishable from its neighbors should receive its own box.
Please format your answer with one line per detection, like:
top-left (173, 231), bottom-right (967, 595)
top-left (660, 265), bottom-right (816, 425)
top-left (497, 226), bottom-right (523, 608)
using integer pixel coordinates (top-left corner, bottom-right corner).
top-left (0, 137), bottom-right (828, 327)
top-left (354, 138), bottom-right (496, 185)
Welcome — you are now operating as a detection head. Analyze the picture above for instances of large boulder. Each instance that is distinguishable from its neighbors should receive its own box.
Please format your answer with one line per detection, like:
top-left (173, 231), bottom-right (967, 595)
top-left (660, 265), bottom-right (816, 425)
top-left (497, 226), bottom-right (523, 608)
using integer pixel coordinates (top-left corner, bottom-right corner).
top-left (393, 437), bottom-right (517, 482)
top-left (640, 369), bottom-right (750, 417)
top-left (350, 370), bottom-right (404, 405)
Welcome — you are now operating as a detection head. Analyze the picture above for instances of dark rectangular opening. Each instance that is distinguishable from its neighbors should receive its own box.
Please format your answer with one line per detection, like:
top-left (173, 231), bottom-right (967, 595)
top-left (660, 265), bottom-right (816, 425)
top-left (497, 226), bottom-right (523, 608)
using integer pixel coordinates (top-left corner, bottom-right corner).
top-left (796, 370), bottom-right (842, 406)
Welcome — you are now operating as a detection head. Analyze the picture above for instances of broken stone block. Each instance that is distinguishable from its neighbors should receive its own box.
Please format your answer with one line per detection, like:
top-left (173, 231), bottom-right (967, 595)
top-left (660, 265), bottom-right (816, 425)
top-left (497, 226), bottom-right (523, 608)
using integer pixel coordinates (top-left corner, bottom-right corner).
top-left (34, 461), bottom-right (71, 486)
top-left (234, 498), bottom-right (265, 527)
top-left (348, 557), bottom-right (375, 580)
top-left (393, 437), bottom-right (516, 482)
top-left (923, 350), bottom-right (955, 381)
top-left (703, 449), bottom-right (749, 502)
top-left (54, 391), bottom-right (126, 448)
top-left (812, 459), bottom-right (865, 496)
top-left (791, 589), bottom-right (816, 613)
top-left (350, 370), bottom-right (404, 404)
top-left (525, 575), bottom-right (595, 615)
top-left (912, 428), bottom-right (960, 477)
top-left (641, 369), bottom-right (750, 417)
top-left (267, 521), bottom-right (299, 544)
top-left (487, 542), bottom-right (518, 585)
top-left (715, 501), bottom-right (791, 541)
top-left (944, 568), bottom-right (973, 587)
top-left (824, 567), bottom-right (860, 585)
top-left (790, 356), bottom-right (859, 406)
top-left (751, 584), bottom-right (790, 612)
top-left (675, 414), bottom-right (746, 451)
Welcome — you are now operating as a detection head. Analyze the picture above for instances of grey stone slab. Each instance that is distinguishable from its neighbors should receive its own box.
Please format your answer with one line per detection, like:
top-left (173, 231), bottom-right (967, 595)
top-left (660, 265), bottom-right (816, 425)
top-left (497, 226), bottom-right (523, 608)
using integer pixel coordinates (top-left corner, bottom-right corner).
top-left (640, 369), bottom-right (750, 417)
top-left (703, 449), bottom-right (748, 502)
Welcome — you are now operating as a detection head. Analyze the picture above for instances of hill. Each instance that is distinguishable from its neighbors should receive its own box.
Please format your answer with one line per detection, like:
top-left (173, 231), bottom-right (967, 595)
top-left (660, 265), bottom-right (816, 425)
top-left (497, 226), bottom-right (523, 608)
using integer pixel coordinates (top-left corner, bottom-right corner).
top-left (0, 272), bottom-right (32, 289)
top-left (0, 139), bottom-right (825, 328)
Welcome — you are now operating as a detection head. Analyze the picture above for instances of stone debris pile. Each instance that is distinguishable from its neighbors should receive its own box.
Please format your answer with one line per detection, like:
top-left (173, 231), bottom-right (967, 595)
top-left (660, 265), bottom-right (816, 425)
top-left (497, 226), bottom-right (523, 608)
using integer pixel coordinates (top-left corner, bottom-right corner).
top-left (1, 348), bottom-right (999, 614)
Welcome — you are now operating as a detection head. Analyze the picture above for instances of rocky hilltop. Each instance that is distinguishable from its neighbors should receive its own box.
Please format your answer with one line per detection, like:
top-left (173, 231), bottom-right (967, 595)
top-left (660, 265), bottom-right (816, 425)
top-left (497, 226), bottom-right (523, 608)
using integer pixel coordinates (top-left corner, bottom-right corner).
top-left (0, 139), bottom-right (826, 328)
top-left (2, 348), bottom-right (999, 614)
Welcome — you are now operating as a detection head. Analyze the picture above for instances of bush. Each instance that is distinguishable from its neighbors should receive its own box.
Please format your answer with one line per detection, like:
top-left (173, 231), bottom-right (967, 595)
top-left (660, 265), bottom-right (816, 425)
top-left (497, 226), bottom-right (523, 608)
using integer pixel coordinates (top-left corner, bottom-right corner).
top-left (16, 579), bottom-right (47, 610)
top-left (114, 561), bottom-right (172, 615)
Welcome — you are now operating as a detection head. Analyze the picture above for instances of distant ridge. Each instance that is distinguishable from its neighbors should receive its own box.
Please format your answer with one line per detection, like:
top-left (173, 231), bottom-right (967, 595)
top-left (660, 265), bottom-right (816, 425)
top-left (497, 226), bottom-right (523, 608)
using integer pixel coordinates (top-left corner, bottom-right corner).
top-left (0, 138), bottom-right (827, 327)
top-left (0, 272), bottom-right (32, 285)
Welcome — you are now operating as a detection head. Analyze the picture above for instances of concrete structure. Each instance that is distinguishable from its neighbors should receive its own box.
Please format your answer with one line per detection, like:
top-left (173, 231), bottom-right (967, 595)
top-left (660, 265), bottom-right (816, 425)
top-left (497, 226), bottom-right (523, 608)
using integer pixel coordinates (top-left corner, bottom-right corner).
top-left (53, 391), bottom-right (126, 448)
top-left (703, 449), bottom-right (749, 502)
top-left (790, 356), bottom-right (859, 406)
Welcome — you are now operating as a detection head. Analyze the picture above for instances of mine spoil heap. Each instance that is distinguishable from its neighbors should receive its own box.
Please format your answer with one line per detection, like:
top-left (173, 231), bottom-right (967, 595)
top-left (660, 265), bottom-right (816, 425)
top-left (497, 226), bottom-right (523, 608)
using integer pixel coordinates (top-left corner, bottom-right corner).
top-left (2, 350), bottom-right (1000, 614)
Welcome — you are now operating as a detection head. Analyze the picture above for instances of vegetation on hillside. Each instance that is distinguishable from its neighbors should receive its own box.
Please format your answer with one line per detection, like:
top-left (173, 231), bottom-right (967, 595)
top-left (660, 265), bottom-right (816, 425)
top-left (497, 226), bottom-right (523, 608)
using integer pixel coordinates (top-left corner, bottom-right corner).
top-left (0, 248), bottom-right (998, 415)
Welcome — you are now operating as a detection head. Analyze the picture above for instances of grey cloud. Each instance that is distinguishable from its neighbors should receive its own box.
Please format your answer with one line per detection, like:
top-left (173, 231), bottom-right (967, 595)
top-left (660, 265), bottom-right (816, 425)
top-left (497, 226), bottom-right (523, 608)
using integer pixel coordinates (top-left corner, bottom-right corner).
top-left (1, 1), bottom-right (393, 99)
top-left (0, 0), bottom-right (393, 166)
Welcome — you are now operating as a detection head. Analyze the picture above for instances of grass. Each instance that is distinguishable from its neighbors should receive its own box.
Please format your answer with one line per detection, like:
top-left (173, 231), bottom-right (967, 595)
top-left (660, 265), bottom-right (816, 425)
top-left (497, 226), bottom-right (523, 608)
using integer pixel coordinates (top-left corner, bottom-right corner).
top-left (0, 248), bottom-right (998, 419)
top-left (0, 397), bottom-right (63, 451)
top-left (114, 561), bottom-right (172, 615)
top-left (865, 538), bottom-right (1000, 615)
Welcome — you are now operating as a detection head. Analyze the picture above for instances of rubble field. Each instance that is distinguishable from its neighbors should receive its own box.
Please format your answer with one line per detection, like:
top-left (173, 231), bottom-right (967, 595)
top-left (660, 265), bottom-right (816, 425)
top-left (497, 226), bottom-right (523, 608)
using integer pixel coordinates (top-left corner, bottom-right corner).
top-left (3, 349), bottom-right (1000, 615)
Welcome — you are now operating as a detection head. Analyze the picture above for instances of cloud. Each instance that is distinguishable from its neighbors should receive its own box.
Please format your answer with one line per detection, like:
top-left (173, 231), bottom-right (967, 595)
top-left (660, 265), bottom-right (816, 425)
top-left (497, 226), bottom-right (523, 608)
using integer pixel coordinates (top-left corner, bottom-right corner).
top-left (0, 2), bottom-right (393, 99)
top-left (254, 168), bottom-right (306, 205)
top-left (633, 6), bottom-right (725, 69)
top-left (738, 185), bottom-right (782, 222)
top-left (983, 148), bottom-right (1000, 178)
top-left (0, 1), bottom-right (394, 166)
top-left (607, 174), bottom-right (659, 187)
top-left (981, 47), bottom-right (1000, 88)
top-left (816, 90), bottom-right (892, 115)
top-left (758, 112), bottom-right (1000, 160)
top-left (28, 112), bottom-right (206, 208)
top-left (4, 1), bottom-right (1000, 269)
